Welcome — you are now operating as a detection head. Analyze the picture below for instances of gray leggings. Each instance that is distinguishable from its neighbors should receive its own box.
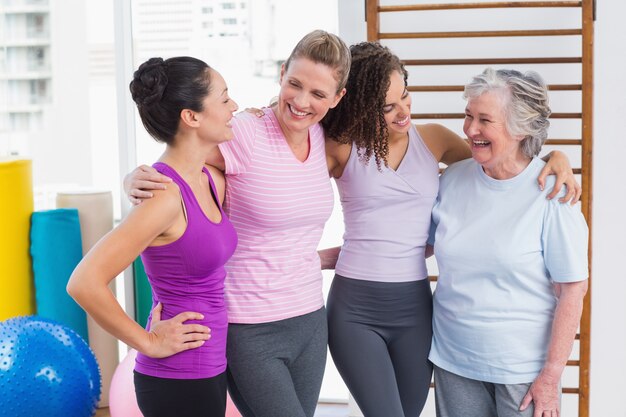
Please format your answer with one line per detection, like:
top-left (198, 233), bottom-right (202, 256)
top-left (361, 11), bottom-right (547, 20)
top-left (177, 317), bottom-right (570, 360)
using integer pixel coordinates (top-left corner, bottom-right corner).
top-left (226, 307), bottom-right (327, 417)
top-left (327, 275), bottom-right (433, 417)
top-left (434, 365), bottom-right (539, 417)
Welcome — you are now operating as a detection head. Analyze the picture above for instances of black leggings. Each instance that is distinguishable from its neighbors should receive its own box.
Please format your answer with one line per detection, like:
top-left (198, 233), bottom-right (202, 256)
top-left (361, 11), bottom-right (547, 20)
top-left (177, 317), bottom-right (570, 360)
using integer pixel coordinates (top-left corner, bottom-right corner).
top-left (327, 275), bottom-right (433, 417)
top-left (134, 370), bottom-right (227, 417)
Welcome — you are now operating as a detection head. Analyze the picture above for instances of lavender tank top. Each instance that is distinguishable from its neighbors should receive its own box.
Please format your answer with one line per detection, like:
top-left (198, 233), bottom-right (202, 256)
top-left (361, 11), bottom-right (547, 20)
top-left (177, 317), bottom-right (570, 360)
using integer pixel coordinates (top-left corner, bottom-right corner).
top-left (335, 125), bottom-right (439, 282)
top-left (135, 162), bottom-right (237, 379)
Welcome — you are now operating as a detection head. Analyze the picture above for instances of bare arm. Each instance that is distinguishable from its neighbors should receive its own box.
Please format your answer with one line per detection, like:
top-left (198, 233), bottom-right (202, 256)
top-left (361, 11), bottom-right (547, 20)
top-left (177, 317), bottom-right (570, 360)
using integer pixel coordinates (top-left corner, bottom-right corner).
top-left (418, 123), bottom-right (581, 204)
top-left (325, 139), bottom-right (352, 178)
top-left (417, 123), bottom-right (471, 165)
top-left (539, 151), bottom-right (582, 204)
top-left (319, 246), bottom-right (341, 270)
top-left (205, 145), bottom-right (226, 172)
top-left (67, 188), bottom-right (210, 358)
top-left (519, 279), bottom-right (588, 416)
top-left (124, 147), bottom-right (225, 205)
top-left (205, 163), bottom-right (226, 204)
top-left (123, 165), bottom-right (172, 205)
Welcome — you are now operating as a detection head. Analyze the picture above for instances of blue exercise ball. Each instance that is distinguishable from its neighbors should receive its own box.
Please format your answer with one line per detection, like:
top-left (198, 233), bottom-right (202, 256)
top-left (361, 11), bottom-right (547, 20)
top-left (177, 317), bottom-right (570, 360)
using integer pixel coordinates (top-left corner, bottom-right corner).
top-left (0, 316), bottom-right (101, 417)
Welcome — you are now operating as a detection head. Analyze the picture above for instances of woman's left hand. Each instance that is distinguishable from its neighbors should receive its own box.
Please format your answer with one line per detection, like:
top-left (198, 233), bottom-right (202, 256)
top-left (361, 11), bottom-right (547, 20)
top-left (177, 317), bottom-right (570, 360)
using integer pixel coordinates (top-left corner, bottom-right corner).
top-left (538, 150), bottom-right (582, 205)
top-left (519, 372), bottom-right (561, 417)
top-left (242, 97), bottom-right (277, 118)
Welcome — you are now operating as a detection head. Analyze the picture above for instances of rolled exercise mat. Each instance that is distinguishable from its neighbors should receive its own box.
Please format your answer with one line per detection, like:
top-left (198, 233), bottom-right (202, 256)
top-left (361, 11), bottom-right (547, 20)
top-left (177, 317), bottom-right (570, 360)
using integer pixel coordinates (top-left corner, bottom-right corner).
top-left (30, 208), bottom-right (89, 340)
top-left (56, 190), bottom-right (116, 407)
top-left (133, 257), bottom-right (152, 329)
top-left (0, 158), bottom-right (35, 320)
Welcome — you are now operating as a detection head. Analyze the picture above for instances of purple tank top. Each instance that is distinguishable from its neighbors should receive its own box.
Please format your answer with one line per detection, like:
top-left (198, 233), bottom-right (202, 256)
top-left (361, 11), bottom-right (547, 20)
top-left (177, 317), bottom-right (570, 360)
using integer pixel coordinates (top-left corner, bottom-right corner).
top-left (135, 162), bottom-right (237, 379)
top-left (335, 125), bottom-right (440, 282)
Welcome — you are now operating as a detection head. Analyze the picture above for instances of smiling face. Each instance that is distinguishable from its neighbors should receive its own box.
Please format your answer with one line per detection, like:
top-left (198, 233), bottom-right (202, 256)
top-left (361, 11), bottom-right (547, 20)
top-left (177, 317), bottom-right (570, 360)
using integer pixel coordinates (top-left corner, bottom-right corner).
top-left (195, 69), bottom-right (239, 143)
top-left (463, 90), bottom-right (527, 176)
top-left (383, 70), bottom-right (412, 139)
top-left (276, 57), bottom-right (346, 135)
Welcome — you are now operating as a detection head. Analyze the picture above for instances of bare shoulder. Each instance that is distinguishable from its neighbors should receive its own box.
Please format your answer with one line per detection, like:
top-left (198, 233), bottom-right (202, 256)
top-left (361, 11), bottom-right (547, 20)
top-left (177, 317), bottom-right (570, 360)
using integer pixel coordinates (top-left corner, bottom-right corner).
top-left (415, 123), bottom-right (452, 158)
top-left (133, 182), bottom-right (182, 221)
top-left (415, 123), bottom-right (469, 164)
top-left (205, 145), bottom-right (226, 171)
top-left (114, 182), bottom-right (183, 247)
top-left (416, 123), bottom-right (459, 143)
top-left (326, 139), bottom-right (351, 159)
top-left (205, 164), bottom-right (226, 204)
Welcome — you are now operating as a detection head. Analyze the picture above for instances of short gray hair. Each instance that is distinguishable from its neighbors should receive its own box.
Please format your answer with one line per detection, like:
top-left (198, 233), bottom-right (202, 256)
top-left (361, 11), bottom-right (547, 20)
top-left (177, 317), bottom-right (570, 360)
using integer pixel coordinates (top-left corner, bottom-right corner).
top-left (463, 68), bottom-right (551, 158)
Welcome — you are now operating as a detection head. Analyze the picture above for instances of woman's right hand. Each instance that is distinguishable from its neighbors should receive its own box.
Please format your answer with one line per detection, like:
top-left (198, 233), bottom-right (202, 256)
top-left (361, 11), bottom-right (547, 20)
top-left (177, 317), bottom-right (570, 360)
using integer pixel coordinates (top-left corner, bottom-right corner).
top-left (143, 302), bottom-right (211, 358)
top-left (124, 165), bottom-right (172, 205)
top-left (318, 246), bottom-right (341, 270)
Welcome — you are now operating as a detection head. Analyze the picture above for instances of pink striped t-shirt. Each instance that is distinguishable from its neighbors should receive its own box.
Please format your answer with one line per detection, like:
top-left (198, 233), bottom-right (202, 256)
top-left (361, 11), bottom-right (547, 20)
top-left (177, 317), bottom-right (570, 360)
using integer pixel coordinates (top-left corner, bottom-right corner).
top-left (218, 108), bottom-right (334, 324)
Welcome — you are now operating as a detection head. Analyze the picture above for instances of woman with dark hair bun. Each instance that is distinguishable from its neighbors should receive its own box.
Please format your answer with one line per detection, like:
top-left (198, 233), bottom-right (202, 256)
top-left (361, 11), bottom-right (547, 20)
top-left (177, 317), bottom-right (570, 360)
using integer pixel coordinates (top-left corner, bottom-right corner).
top-left (68, 56), bottom-right (239, 417)
top-left (123, 31), bottom-right (352, 417)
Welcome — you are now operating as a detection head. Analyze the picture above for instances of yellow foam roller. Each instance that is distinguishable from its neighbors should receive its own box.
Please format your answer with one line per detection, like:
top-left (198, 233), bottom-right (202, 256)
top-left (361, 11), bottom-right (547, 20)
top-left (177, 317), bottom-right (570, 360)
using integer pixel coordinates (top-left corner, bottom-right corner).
top-left (0, 158), bottom-right (35, 320)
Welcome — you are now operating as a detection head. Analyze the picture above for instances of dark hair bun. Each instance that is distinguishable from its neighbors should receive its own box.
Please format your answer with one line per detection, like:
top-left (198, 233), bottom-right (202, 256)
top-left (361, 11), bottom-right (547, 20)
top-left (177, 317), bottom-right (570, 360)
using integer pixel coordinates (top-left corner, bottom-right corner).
top-left (130, 57), bottom-right (168, 106)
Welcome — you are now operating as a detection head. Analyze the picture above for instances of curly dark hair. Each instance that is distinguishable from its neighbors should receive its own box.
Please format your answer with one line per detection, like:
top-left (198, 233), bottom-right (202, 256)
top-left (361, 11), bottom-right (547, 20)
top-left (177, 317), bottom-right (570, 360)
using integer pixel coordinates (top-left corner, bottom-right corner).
top-left (321, 42), bottom-right (408, 168)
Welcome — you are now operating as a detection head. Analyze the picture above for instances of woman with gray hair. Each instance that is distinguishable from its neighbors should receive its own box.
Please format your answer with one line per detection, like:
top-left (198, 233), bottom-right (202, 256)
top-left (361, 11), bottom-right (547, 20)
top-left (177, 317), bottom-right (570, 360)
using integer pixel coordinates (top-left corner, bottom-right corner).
top-left (428, 68), bottom-right (589, 417)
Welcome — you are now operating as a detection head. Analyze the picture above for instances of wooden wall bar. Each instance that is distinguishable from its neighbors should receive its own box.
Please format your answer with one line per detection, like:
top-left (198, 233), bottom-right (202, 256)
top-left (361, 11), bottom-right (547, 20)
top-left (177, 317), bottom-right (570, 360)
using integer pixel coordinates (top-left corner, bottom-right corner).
top-left (368, 1), bottom-right (594, 415)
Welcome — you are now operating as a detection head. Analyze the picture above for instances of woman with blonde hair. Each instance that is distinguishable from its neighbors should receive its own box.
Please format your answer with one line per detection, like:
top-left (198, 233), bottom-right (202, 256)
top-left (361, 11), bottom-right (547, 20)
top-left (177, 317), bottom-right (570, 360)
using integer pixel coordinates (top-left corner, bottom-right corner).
top-left (125, 30), bottom-right (350, 417)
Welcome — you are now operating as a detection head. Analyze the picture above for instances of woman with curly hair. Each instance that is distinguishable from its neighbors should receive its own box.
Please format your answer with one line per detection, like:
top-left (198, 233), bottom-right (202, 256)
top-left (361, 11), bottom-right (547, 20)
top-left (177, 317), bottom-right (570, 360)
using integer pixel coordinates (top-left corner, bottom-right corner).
top-left (319, 42), bottom-right (579, 417)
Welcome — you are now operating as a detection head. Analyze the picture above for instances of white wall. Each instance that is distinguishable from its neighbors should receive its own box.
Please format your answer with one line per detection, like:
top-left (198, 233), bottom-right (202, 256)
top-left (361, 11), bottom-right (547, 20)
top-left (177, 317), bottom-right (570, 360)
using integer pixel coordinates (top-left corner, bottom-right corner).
top-left (32, 0), bottom-right (91, 186)
top-left (589, 1), bottom-right (626, 415)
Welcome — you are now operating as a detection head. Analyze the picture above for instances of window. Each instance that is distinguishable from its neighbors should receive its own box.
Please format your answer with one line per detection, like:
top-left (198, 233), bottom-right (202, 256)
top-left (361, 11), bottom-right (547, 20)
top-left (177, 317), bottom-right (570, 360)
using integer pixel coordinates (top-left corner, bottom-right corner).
top-left (27, 14), bottom-right (47, 38)
top-left (27, 47), bottom-right (46, 71)
top-left (29, 79), bottom-right (48, 103)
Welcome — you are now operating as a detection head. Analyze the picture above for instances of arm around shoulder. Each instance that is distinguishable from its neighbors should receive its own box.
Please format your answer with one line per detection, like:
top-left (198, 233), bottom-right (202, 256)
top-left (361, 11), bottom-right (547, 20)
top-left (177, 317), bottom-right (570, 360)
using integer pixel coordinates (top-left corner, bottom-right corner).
top-left (124, 164), bottom-right (173, 205)
top-left (325, 139), bottom-right (352, 178)
top-left (538, 150), bottom-right (581, 204)
top-left (205, 145), bottom-right (226, 172)
top-left (206, 164), bottom-right (226, 204)
top-left (416, 123), bottom-right (471, 165)
top-left (319, 246), bottom-right (341, 270)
